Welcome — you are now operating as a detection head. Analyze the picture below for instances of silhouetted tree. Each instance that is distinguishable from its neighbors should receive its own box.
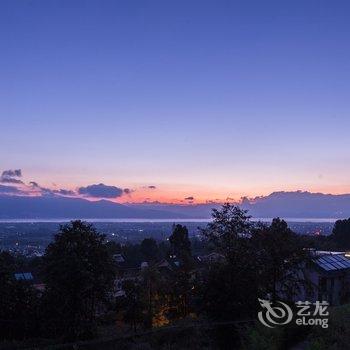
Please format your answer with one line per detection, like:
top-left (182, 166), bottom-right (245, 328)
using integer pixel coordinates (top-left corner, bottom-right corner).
top-left (140, 238), bottom-right (160, 263)
top-left (106, 241), bottom-right (122, 255)
top-left (201, 203), bottom-right (252, 258)
top-left (119, 280), bottom-right (145, 332)
top-left (169, 224), bottom-right (192, 265)
top-left (198, 204), bottom-right (258, 320)
top-left (198, 208), bottom-right (310, 321)
top-left (0, 252), bottom-right (40, 340)
top-left (141, 266), bottom-right (164, 328)
top-left (330, 218), bottom-right (350, 249)
top-left (251, 218), bottom-right (310, 301)
top-left (42, 220), bottom-right (115, 341)
top-left (168, 225), bottom-right (194, 317)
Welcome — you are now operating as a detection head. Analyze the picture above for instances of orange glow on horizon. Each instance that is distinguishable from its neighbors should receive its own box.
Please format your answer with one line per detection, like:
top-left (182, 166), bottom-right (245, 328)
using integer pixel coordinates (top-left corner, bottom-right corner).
top-left (5, 176), bottom-right (350, 205)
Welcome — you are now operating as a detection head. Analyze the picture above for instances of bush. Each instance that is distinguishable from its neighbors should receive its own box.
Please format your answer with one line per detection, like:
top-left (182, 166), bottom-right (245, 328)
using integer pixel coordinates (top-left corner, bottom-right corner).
top-left (307, 304), bottom-right (350, 350)
top-left (242, 321), bottom-right (310, 350)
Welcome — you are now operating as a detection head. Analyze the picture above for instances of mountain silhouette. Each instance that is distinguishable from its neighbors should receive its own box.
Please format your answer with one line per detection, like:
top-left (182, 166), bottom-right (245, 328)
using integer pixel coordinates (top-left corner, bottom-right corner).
top-left (2, 191), bottom-right (350, 220)
top-left (241, 191), bottom-right (350, 218)
top-left (0, 195), bottom-right (189, 219)
top-left (131, 191), bottom-right (350, 219)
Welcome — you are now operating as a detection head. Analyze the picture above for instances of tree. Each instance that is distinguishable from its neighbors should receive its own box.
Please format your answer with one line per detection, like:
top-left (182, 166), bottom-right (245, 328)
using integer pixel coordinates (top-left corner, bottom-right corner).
top-left (251, 218), bottom-right (310, 301)
top-left (169, 224), bottom-right (192, 265)
top-left (140, 238), bottom-right (160, 263)
top-left (198, 204), bottom-right (259, 320)
top-left (42, 220), bottom-right (115, 340)
top-left (106, 241), bottom-right (122, 255)
top-left (331, 218), bottom-right (350, 249)
top-left (198, 208), bottom-right (310, 320)
top-left (119, 280), bottom-right (145, 332)
top-left (201, 203), bottom-right (252, 259)
top-left (0, 252), bottom-right (40, 340)
top-left (168, 225), bottom-right (194, 318)
top-left (141, 266), bottom-right (165, 328)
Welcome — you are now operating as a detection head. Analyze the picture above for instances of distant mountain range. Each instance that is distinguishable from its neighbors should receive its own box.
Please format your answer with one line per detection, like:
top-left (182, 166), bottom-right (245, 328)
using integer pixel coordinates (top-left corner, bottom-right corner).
top-left (241, 191), bottom-right (350, 218)
top-left (0, 195), bottom-right (188, 220)
top-left (131, 191), bottom-right (350, 219)
top-left (1, 191), bottom-right (350, 220)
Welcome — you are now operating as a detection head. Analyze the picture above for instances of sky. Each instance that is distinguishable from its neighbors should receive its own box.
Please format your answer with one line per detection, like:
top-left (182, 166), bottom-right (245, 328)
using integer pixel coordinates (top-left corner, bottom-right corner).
top-left (1, 0), bottom-right (350, 204)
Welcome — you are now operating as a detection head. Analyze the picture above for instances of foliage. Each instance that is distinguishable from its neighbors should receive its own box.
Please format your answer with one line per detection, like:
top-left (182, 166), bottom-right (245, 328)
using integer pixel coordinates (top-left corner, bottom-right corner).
top-left (201, 203), bottom-right (252, 257)
top-left (169, 224), bottom-right (192, 264)
top-left (140, 238), bottom-right (161, 263)
top-left (330, 218), bottom-right (350, 250)
top-left (306, 304), bottom-right (350, 350)
top-left (0, 252), bottom-right (40, 341)
top-left (42, 220), bottom-right (115, 341)
top-left (168, 224), bottom-right (194, 318)
top-left (242, 321), bottom-right (310, 350)
top-left (197, 205), bottom-right (309, 321)
top-left (251, 218), bottom-right (311, 301)
top-left (118, 280), bottom-right (145, 332)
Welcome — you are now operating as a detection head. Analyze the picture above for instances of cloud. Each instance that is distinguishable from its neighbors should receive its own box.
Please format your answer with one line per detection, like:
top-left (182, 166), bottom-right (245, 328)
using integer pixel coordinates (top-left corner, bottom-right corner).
top-left (29, 181), bottom-right (74, 196)
top-left (78, 183), bottom-right (125, 198)
top-left (1, 177), bottom-right (24, 184)
top-left (1, 169), bottom-right (24, 184)
top-left (29, 181), bottom-right (51, 194)
top-left (2, 169), bottom-right (22, 177)
top-left (0, 185), bottom-right (22, 194)
top-left (184, 196), bottom-right (194, 201)
top-left (0, 170), bottom-right (131, 200)
top-left (142, 185), bottom-right (157, 190)
top-left (55, 189), bottom-right (75, 196)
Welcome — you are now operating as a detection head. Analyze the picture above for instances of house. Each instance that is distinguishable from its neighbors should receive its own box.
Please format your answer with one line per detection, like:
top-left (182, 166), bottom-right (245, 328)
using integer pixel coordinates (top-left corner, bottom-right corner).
top-left (197, 252), bottom-right (225, 264)
top-left (300, 252), bottom-right (350, 305)
top-left (14, 271), bottom-right (45, 292)
top-left (113, 253), bottom-right (126, 264)
top-left (114, 256), bottom-right (184, 298)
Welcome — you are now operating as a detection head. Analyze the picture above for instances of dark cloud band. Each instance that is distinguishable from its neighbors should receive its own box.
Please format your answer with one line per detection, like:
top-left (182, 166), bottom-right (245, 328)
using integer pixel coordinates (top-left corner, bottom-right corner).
top-left (78, 183), bottom-right (125, 198)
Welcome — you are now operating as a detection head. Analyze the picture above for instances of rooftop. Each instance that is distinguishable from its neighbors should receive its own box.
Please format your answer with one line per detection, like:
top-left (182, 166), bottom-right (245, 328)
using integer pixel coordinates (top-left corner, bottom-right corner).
top-left (314, 254), bottom-right (350, 272)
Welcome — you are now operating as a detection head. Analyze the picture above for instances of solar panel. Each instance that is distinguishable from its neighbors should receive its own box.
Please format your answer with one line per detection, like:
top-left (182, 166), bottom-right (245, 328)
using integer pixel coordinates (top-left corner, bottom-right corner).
top-left (14, 273), bottom-right (24, 280)
top-left (14, 272), bottom-right (34, 281)
top-left (327, 256), bottom-right (337, 262)
top-left (315, 254), bottom-right (350, 271)
top-left (323, 263), bottom-right (334, 270)
top-left (343, 260), bottom-right (350, 268)
top-left (331, 262), bottom-right (343, 269)
top-left (23, 273), bottom-right (33, 280)
top-left (318, 262), bottom-right (331, 271)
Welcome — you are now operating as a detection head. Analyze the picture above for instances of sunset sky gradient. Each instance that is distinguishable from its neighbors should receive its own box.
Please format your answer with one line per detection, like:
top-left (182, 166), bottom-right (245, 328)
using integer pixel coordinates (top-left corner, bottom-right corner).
top-left (1, 1), bottom-right (350, 203)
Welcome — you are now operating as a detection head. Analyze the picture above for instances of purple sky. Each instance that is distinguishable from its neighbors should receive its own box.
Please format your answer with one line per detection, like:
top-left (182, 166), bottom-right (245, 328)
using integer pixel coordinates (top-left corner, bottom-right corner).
top-left (1, 1), bottom-right (350, 203)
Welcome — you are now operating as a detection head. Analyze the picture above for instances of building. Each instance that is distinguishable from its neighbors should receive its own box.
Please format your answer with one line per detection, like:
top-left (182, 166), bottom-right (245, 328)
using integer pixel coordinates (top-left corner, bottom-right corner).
top-left (301, 252), bottom-right (350, 305)
top-left (14, 271), bottom-right (45, 292)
